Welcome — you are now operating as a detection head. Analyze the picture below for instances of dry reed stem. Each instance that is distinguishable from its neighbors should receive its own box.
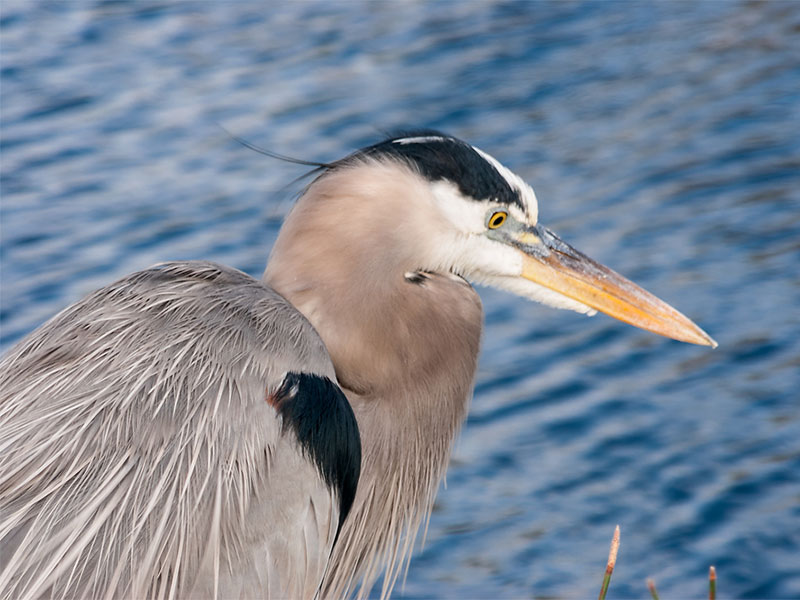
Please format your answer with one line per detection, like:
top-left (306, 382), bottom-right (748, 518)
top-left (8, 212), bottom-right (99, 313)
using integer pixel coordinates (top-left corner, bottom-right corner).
top-left (598, 525), bottom-right (620, 600)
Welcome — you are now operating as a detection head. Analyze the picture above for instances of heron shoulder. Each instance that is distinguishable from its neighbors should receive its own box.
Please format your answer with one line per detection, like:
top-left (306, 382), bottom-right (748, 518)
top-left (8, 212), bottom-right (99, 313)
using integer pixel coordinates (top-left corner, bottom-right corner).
top-left (5, 261), bottom-right (332, 376)
top-left (0, 260), bottom-right (359, 599)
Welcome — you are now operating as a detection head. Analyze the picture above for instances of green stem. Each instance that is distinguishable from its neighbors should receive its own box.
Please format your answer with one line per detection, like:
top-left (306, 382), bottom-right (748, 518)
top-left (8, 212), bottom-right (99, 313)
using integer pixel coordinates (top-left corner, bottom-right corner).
top-left (647, 577), bottom-right (660, 600)
top-left (709, 566), bottom-right (716, 600)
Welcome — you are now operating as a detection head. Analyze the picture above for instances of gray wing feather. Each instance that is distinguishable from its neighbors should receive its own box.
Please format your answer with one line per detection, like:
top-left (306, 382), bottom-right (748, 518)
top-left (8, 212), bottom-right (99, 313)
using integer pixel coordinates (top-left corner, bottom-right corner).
top-left (0, 261), bottom-right (339, 599)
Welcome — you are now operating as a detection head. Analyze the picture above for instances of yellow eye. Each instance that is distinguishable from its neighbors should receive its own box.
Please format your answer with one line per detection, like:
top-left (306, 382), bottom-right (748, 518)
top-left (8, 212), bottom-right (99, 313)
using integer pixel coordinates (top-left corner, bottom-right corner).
top-left (488, 211), bottom-right (507, 229)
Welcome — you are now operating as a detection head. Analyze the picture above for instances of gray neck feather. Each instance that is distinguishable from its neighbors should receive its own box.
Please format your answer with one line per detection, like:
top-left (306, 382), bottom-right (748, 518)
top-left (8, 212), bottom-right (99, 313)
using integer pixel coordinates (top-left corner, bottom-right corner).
top-left (265, 163), bottom-right (483, 599)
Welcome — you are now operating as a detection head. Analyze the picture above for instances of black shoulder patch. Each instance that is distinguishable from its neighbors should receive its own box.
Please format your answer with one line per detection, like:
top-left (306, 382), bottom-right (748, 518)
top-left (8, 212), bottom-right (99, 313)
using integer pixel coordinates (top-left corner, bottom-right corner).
top-left (270, 372), bottom-right (361, 532)
top-left (338, 130), bottom-right (524, 211)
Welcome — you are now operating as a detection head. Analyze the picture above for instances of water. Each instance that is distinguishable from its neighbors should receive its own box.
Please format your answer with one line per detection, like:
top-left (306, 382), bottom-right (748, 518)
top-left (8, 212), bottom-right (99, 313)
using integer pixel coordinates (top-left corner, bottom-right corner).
top-left (2, 1), bottom-right (799, 597)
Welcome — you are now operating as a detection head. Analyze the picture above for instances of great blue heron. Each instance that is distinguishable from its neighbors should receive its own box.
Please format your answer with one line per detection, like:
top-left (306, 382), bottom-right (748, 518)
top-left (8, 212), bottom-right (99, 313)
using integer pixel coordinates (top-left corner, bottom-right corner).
top-left (0, 131), bottom-right (715, 599)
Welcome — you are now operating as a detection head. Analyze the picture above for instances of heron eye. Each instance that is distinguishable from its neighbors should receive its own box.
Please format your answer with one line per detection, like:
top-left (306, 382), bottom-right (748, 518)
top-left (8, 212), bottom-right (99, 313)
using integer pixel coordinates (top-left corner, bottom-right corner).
top-left (488, 211), bottom-right (507, 229)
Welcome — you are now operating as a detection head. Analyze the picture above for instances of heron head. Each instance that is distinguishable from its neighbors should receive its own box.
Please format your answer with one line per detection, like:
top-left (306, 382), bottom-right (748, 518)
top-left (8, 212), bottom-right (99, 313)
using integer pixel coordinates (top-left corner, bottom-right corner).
top-left (330, 131), bottom-right (716, 347)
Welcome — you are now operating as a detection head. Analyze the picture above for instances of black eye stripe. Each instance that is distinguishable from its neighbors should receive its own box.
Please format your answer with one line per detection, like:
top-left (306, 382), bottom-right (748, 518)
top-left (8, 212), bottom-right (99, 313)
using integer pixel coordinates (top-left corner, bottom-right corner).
top-left (336, 130), bottom-right (525, 212)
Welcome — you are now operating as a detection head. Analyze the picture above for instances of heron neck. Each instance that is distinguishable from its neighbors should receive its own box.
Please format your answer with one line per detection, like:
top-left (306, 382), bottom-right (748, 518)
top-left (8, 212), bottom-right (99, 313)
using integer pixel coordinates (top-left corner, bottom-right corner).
top-left (264, 162), bottom-right (453, 394)
top-left (263, 163), bottom-right (484, 598)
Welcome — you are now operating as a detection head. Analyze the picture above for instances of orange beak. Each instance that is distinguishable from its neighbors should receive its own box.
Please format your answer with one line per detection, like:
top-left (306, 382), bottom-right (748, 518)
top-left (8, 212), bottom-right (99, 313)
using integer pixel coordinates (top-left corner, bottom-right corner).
top-left (516, 224), bottom-right (716, 347)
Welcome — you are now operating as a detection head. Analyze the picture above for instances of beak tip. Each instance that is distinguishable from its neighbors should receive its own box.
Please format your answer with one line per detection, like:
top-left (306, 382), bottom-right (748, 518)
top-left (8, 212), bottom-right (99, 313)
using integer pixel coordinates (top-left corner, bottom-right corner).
top-left (687, 325), bottom-right (717, 349)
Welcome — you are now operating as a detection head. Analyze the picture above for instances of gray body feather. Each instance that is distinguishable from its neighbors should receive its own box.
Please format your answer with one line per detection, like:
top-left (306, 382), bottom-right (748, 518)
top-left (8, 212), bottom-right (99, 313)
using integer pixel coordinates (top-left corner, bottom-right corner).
top-left (0, 262), bottom-right (340, 599)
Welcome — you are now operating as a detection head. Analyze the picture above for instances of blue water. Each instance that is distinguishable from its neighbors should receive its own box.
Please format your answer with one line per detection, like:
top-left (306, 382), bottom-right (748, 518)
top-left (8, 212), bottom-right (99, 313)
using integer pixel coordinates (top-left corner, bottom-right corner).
top-left (2, 1), bottom-right (799, 598)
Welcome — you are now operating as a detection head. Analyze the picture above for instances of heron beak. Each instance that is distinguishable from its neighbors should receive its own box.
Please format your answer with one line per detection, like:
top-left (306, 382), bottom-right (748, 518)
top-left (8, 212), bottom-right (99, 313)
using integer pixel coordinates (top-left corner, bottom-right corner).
top-left (513, 224), bottom-right (717, 347)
